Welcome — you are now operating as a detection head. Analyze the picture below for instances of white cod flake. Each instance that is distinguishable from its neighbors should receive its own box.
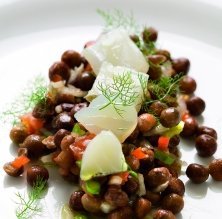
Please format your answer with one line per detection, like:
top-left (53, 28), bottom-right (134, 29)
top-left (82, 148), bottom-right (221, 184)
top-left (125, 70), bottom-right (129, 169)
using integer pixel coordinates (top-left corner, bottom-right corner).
top-left (74, 95), bottom-right (137, 143)
top-left (83, 28), bottom-right (149, 74)
top-left (85, 62), bottom-right (149, 112)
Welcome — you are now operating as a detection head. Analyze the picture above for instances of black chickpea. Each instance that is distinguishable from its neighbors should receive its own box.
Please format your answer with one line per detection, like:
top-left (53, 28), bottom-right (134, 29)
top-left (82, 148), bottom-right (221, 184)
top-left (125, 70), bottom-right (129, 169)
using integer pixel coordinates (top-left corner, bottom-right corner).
top-left (104, 186), bottom-right (129, 207)
top-left (9, 125), bottom-right (28, 144)
top-left (145, 167), bottom-right (171, 191)
top-left (107, 206), bottom-right (133, 219)
top-left (52, 112), bottom-right (74, 131)
top-left (72, 71), bottom-right (96, 91)
top-left (54, 129), bottom-right (70, 147)
top-left (3, 162), bottom-right (24, 177)
top-left (163, 177), bottom-right (185, 196)
top-left (161, 193), bottom-right (184, 214)
top-left (61, 50), bottom-right (82, 68)
top-left (69, 102), bottom-right (88, 117)
top-left (138, 113), bottom-right (157, 133)
top-left (48, 61), bottom-right (70, 82)
top-left (195, 134), bottom-right (217, 157)
top-left (209, 159), bottom-right (222, 181)
top-left (186, 96), bottom-right (206, 116)
top-left (130, 34), bottom-right (140, 43)
top-left (149, 101), bottom-right (168, 117)
top-left (153, 209), bottom-right (176, 219)
top-left (160, 107), bottom-right (180, 128)
top-left (197, 126), bottom-right (217, 139)
top-left (69, 190), bottom-right (85, 211)
top-left (134, 197), bottom-right (152, 219)
top-left (145, 190), bottom-right (161, 206)
top-left (147, 64), bottom-right (162, 80)
top-left (81, 193), bottom-right (102, 213)
top-left (26, 165), bottom-right (49, 186)
top-left (179, 75), bottom-right (197, 94)
top-left (171, 58), bottom-right (190, 74)
top-left (20, 134), bottom-right (46, 158)
top-left (122, 176), bottom-right (139, 195)
top-left (186, 163), bottom-right (209, 183)
top-left (148, 54), bottom-right (167, 65)
top-left (126, 155), bottom-right (140, 171)
top-left (155, 49), bottom-right (171, 60)
top-left (168, 135), bottom-right (180, 148)
top-left (180, 116), bottom-right (198, 137)
top-left (60, 134), bottom-right (75, 151)
top-left (143, 27), bottom-right (158, 42)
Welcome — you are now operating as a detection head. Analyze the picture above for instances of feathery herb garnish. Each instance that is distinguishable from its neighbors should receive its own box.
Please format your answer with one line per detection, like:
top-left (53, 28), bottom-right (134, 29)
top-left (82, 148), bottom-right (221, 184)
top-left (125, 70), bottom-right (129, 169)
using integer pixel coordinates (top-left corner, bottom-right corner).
top-left (97, 71), bottom-right (139, 117)
top-left (0, 75), bottom-right (47, 125)
top-left (15, 177), bottom-right (47, 219)
top-left (97, 9), bottom-right (156, 56)
top-left (142, 74), bottom-right (183, 110)
top-left (97, 9), bottom-right (140, 34)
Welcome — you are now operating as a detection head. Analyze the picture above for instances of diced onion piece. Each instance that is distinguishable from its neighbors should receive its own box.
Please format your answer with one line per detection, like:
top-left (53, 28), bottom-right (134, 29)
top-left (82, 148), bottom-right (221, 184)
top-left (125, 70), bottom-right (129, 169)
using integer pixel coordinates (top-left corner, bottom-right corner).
top-left (137, 173), bottom-right (146, 196)
top-left (108, 175), bottom-right (123, 185)
top-left (83, 28), bottom-right (149, 74)
top-left (153, 180), bottom-right (169, 193)
top-left (80, 131), bottom-right (127, 181)
top-left (100, 202), bottom-right (115, 214)
top-left (75, 95), bottom-right (137, 143)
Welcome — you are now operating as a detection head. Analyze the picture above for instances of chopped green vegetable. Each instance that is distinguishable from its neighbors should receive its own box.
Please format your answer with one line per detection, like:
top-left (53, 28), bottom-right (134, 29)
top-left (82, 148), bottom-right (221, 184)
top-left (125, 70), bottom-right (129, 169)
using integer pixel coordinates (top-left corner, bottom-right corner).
top-left (73, 213), bottom-right (88, 219)
top-left (76, 160), bottom-right (82, 168)
top-left (72, 124), bottom-right (86, 136)
top-left (61, 204), bottom-right (88, 219)
top-left (129, 170), bottom-right (138, 178)
top-left (154, 150), bottom-right (175, 165)
top-left (85, 180), bottom-right (101, 195)
top-left (163, 121), bottom-right (184, 138)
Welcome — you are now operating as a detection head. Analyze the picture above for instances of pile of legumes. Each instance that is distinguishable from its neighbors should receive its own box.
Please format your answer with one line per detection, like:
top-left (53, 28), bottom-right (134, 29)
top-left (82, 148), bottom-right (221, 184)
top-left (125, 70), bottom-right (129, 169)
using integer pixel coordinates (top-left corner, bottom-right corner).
top-left (3, 12), bottom-right (222, 219)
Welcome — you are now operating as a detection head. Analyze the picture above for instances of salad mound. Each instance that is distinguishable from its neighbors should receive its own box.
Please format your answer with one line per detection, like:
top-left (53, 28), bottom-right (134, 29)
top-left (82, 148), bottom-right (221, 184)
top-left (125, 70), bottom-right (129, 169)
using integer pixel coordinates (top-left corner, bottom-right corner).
top-left (2, 10), bottom-right (220, 219)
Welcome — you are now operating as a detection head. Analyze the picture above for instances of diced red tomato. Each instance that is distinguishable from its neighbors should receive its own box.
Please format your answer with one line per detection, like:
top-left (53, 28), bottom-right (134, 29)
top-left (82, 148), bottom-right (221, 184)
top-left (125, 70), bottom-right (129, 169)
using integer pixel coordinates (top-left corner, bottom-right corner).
top-left (158, 136), bottom-right (170, 151)
top-left (70, 134), bottom-right (96, 160)
top-left (20, 113), bottom-right (44, 134)
top-left (181, 112), bottom-right (190, 121)
top-left (131, 147), bottom-right (147, 159)
top-left (11, 155), bottom-right (30, 169)
top-left (117, 171), bottom-right (129, 183)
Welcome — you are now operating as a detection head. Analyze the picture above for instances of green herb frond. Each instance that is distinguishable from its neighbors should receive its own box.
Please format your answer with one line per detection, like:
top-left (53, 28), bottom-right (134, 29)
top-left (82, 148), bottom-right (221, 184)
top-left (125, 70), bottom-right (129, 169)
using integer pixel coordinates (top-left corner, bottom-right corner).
top-left (97, 9), bottom-right (140, 34)
top-left (0, 75), bottom-right (47, 125)
top-left (142, 74), bottom-right (183, 110)
top-left (97, 71), bottom-right (138, 117)
top-left (15, 177), bottom-right (47, 219)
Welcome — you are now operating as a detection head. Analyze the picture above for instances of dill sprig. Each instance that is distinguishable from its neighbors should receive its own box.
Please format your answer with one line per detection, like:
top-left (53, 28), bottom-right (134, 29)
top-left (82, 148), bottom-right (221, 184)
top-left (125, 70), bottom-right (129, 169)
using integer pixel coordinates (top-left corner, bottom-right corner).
top-left (15, 177), bottom-right (47, 219)
top-left (97, 71), bottom-right (139, 117)
top-left (0, 75), bottom-right (47, 125)
top-left (97, 9), bottom-right (156, 56)
top-left (97, 9), bottom-right (140, 34)
top-left (142, 74), bottom-right (183, 110)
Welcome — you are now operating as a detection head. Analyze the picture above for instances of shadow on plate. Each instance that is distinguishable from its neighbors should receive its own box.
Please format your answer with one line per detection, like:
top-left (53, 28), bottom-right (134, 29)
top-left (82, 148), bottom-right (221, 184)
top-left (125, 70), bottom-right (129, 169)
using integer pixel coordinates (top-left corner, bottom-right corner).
top-left (193, 154), bottom-right (215, 165)
top-left (3, 174), bottom-right (25, 189)
top-left (185, 180), bottom-right (208, 199)
top-left (9, 142), bottom-right (18, 156)
top-left (180, 138), bottom-right (195, 152)
top-left (208, 178), bottom-right (222, 193)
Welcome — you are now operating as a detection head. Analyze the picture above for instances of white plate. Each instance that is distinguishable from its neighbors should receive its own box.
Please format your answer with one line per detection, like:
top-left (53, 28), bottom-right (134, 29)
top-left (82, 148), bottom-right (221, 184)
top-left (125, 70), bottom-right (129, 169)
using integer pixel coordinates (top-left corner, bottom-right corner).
top-left (1, 0), bottom-right (222, 218)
